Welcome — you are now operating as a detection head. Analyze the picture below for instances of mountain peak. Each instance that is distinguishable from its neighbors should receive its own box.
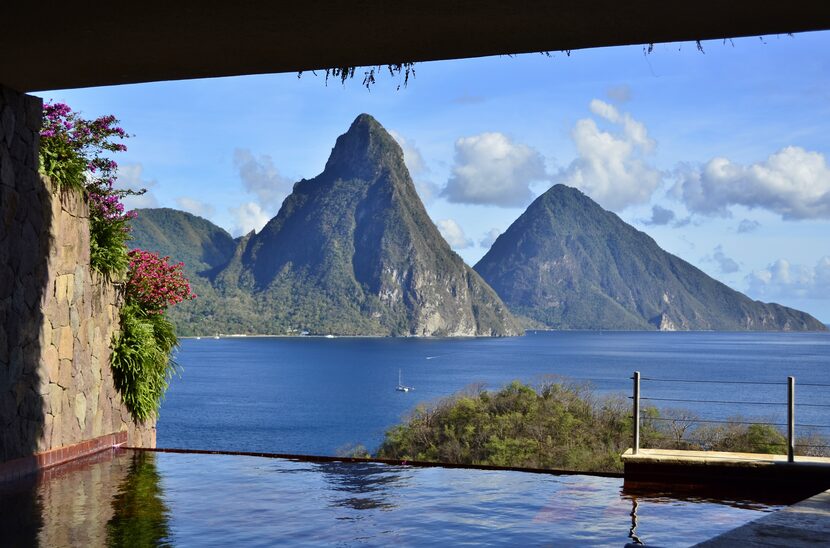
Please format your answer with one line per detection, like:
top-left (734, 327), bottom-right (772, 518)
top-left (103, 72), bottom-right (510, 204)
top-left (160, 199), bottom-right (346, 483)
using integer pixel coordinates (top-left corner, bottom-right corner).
top-left (323, 114), bottom-right (405, 179)
top-left (475, 185), bottom-right (826, 332)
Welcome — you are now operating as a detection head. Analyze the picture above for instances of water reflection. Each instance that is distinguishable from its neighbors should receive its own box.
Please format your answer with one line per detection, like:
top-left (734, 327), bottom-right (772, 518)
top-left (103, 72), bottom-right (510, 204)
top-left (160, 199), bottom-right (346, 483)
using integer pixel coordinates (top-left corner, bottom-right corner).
top-left (620, 483), bottom-right (809, 545)
top-left (0, 450), bottom-right (171, 547)
top-left (317, 461), bottom-right (406, 511)
top-left (0, 474), bottom-right (41, 548)
top-left (106, 451), bottom-right (172, 547)
top-left (628, 498), bottom-right (643, 545)
top-left (622, 482), bottom-right (813, 509)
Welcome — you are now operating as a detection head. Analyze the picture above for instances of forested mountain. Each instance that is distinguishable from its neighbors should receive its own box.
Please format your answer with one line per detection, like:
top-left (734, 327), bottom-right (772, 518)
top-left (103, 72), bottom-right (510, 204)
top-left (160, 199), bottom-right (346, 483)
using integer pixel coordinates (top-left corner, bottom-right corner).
top-left (130, 208), bottom-right (235, 275)
top-left (131, 115), bottom-right (520, 337)
top-left (474, 184), bottom-right (826, 331)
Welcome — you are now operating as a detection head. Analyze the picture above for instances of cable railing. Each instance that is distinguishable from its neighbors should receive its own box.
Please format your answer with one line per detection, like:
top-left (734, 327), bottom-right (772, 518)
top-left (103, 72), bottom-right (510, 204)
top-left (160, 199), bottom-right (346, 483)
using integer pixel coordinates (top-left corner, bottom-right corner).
top-left (630, 371), bottom-right (830, 462)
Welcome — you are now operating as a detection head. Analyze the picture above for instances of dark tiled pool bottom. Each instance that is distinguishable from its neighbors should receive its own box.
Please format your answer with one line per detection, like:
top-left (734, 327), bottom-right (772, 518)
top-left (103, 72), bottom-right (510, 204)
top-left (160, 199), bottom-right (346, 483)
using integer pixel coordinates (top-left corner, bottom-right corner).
top-left (1, 449), bottom-right (785, 547)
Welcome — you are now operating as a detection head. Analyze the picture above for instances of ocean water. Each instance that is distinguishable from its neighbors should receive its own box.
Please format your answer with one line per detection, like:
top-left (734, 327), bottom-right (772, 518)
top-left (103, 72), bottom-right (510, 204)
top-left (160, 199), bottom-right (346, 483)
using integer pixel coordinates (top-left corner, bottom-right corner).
top-left (158, 331), bottom-right (830, 455)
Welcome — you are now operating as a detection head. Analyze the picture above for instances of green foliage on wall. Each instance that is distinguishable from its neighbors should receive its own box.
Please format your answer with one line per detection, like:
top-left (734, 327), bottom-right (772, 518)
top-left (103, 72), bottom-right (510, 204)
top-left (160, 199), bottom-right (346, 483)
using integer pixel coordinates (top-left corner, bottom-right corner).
top-left (110, 304), bottom-right (179, 422)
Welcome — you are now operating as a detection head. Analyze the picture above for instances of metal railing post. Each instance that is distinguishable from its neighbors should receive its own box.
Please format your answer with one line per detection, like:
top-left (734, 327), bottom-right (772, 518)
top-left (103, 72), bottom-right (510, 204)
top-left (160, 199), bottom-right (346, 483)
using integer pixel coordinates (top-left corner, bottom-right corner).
top-left (788, 376), bottom-right (795, 463)
top-left (633, 371), bottom-right (640, 455)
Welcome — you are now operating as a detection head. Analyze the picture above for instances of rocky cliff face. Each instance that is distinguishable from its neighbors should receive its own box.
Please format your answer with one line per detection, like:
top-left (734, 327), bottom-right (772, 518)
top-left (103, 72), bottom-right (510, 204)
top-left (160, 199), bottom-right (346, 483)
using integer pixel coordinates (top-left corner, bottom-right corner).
top-left (475, 184), bottom-right (826, 332)
top-left (205, 114), bottom-right (520, 336)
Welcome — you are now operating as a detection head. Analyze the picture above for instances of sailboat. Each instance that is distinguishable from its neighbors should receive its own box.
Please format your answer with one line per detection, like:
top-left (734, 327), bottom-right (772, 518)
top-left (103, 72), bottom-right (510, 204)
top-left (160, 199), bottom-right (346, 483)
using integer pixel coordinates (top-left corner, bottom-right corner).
top-left (395, 369), bottom-right (413, 392)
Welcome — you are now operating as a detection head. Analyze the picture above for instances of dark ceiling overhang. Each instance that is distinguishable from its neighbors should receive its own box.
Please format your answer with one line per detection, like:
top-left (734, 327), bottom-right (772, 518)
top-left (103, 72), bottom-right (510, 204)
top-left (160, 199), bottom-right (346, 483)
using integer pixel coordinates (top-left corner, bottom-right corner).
top-left (3, 1), bottom-right (830, 92)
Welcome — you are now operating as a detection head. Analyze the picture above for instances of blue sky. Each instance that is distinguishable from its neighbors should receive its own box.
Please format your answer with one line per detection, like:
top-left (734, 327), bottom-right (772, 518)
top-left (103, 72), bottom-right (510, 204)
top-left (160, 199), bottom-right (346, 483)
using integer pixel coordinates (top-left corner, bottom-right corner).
top-left (39, 31), bottom-right (830, 322)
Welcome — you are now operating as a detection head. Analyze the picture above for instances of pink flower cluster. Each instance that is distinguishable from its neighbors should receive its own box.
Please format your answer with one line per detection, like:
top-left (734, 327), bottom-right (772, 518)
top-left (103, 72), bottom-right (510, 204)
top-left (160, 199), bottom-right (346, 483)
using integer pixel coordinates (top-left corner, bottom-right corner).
top-left (41, 101), bottom-right (138, 232)
top-left (41, 102), bottom-right (129, 155)
top-left (89, 191), bottom-right (137, 224)
top-left (126, 250), bottom-right (196, 313)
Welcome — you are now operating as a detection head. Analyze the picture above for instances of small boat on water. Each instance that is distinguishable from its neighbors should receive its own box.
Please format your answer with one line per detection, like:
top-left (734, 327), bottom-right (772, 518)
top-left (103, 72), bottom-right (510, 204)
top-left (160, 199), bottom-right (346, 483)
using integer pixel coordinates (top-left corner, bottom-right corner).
top-left (396, 369), bottom-right (413, 392)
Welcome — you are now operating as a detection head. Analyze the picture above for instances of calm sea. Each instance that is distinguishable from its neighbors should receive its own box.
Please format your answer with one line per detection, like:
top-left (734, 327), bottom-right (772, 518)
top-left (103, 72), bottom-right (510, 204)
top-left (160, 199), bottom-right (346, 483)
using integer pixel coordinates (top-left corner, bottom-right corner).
top-left (158, 331), bottom-right (830, 455)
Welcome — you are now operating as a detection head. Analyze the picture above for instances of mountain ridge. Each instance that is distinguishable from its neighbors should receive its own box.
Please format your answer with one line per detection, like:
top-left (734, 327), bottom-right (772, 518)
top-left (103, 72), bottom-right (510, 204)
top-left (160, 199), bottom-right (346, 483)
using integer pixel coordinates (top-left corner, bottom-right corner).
top-left (133, 114), bottom-right (521, 336)
top-left (474, 184), bottom-right (826, 332)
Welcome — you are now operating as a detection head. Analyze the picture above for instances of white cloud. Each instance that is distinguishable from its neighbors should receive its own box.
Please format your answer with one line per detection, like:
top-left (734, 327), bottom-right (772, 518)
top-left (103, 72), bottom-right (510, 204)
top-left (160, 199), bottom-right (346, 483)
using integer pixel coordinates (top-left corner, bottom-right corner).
top-left (176, 196), bottom-right (215, 218)
top-left (747, 257), bottom-right (830, 300)
top-left (442, 132), bottom-right (548, 207)
top-left (389, 130), bottom-right (427, 176)
top-left (589, 99), bottom-right (654, 152)
top-left (436, 219), bottom-right (473, 249)
top-left (553, 100), bottom-right (662, 211)
top-left (672, 146), bottom-right (830, 220)
top-left (704, 245), bottom-right (740, 274)
top-left (479, 228), bottom-right (502, 249)
top-left (230, 201), bottom-right (270, 237)
top-left (233, 148), bottom-right (293, 209)
top-left (389, 130), bottom-right (439, 202)
top-left (642, 205), bottom-right (676, 226)
top-left (115, 163), bottom-right (158, 209)
top-left (737, 219), bottom-right (761, 233)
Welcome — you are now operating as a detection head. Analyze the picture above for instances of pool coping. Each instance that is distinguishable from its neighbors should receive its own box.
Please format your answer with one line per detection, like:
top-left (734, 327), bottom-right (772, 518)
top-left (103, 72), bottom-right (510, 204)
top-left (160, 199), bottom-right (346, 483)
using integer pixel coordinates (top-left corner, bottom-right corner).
top-left (0, 431), bottom-right (127, 483)
top-left (130, 446), bottom-right (626, 478)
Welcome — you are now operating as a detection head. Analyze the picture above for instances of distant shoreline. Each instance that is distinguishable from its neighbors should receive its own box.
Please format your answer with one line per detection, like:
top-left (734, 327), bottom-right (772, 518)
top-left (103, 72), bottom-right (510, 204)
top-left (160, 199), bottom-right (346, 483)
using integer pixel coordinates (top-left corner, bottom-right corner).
top-left (179, 328), bottom-right (830, 340)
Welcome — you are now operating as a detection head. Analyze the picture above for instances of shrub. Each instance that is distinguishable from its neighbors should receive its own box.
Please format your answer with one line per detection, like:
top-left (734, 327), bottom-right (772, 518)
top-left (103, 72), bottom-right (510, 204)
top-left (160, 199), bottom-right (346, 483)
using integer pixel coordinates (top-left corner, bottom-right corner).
top-left (39, 101), bottom-right (139, 279)
top-left (112, 251), bottom-right (195, 420)
top-left (125, 250), bottom-right (196, 313)
top-left (377, 380), bottom-right (634, 472)
top-left (111, 304), bottom-right (179, 422)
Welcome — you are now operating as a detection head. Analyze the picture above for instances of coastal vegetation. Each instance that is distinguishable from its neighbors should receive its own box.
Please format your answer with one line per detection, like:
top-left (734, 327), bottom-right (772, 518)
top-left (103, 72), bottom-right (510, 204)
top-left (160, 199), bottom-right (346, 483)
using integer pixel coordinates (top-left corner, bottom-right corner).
top-left (375, 381), bottom-right (829, 473)
top-left (39, 102), bottom-right (194, 420)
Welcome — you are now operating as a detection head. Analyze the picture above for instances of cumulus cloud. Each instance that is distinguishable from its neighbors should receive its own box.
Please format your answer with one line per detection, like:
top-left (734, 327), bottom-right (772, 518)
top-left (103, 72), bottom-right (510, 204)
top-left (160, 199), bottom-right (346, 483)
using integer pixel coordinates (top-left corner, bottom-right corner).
top-left (233, 148), bottom-right (293, 209)
top-left (747, 256), bottom-right (830, 300)
top-left (479, 228), bottom-right (502, 249)
top-left (606, 84), bottom-right (632, 103)
top-left (671, 146), bottom-right (830, 220)
top-left (436, 219), bottom-right (474, 249)
top-left (230, 201), bottom-right (270, 237)
top-left (552, 100), bottom-right (662, 211)
top-left (442, 132), bottom-right (548, 207)
top-left (115, 163), bottom-right (158, 209)
top-left (389, 130), bottom-right (427, 176)
top-left (389, 130), bottom-right (439, 202)
top-left (737, 219), bottom-right (761, 233)
top-left (642, 205), bottom-right (676, 226)
top-left (703, 245), bottom-right (740, 274)
top-left (176, 196), bottom-right (215, 218)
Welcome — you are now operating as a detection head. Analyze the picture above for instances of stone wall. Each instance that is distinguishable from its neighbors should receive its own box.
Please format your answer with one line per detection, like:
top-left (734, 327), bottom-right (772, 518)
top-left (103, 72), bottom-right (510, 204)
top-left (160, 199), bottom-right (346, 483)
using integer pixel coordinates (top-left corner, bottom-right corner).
top-left (0, 84), bottom-right (154, 465)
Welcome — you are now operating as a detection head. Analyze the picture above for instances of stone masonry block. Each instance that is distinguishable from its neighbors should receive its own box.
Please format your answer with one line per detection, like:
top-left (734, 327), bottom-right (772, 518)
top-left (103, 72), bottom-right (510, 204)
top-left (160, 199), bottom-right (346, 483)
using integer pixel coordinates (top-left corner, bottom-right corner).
top-left (43, 344), bottom-right (59, 383)
top-left (74, 393), bottom-right (86, 430)
top-left (57, 325), bottom-right (73, 360)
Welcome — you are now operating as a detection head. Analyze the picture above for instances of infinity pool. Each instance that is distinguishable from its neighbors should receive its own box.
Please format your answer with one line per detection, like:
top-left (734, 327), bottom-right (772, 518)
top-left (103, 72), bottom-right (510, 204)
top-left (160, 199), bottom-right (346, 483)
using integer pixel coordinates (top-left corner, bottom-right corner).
top-left (1, 449), bottom-right (787, 547)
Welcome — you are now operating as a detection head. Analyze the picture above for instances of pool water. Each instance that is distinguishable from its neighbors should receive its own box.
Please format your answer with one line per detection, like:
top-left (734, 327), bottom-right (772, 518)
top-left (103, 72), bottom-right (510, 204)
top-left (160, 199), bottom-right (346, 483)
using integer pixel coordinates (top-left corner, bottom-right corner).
top-left (1, 449), bottom-right (785, 547)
